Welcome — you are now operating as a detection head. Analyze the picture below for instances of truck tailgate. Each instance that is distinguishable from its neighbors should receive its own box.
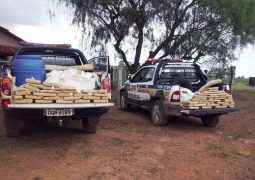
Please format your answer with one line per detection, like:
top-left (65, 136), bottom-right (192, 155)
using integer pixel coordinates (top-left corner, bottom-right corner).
top-left (7, 103), bottom-right (114, 109)
top-left (181, 108), bottom-right (239, 116)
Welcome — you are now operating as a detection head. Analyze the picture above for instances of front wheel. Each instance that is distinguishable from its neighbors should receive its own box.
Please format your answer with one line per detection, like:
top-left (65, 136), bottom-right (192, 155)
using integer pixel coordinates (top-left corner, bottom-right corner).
top-left (120, 92), bottom-right (131, 111)
top-left (201, 115), bottom-right (220, 127)
top-left (151, 100), bottom-right (168, 126)
top-left (81, 116), bottom-right (101, 134)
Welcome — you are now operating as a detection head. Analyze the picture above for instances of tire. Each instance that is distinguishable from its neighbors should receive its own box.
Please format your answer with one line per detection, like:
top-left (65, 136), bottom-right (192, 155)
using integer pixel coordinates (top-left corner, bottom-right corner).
top-left (201, 115), bottom-right (220, 127)
top-left (3, 111), bottom-right (20, 137)
top-left (151, 100), bottom-right (168, 126)
top-left (120, 92), bottom-right (131, 111)
top-left (81, 116), bottom-right (101, 134)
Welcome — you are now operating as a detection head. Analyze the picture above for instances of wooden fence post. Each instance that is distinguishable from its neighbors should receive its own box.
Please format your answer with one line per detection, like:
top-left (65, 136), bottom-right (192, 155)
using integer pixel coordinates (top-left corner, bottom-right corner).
top-left (229, 66), bottom-right (236, 94)
top-left (116, 63), bottom-right (124, 105)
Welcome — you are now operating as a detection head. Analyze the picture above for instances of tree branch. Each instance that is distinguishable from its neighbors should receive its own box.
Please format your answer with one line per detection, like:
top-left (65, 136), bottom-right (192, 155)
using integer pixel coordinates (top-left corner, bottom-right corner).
top-left (148, 0), bottom-right (196, 59)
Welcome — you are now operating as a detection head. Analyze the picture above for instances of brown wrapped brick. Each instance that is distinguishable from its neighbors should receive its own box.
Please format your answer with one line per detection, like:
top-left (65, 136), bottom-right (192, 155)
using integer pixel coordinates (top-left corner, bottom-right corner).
top-left (23, 84), bottom-right (40, 92)
top-left (43, 96), bottom-right (62, 100)
top-left (33, 92), bottom-right (57, 97)
top-left (83, 96), bottom-right (100, 100)
top-left (58, 86), bottom-right (76, 91)
top-left (25, 95), bottom-right (43, 100)
top-left (93, 93), bottom-right (109, 97)
top-left (93, 100), bottom-right (109, 103)
top-left (42, 86), bottom-right (54, 90)
top-left (43, 82), bottom-right (60, 88)
top-left (25, 79), bottom-right (41, 84)
top-left (40, 90), bottom-right (55, 93)
top-left (35, 100), bottom-right (53, 104)
top-left (29, 83), bottom-right (44, 89)
top-left (15, 90), bottom-right (31, 96)
top-left (74, 93), bottom-right (86, 97)
top-left (98, 90), bottom-right (107, 94)
top-left (13, 95), bottom-right (23, 100)
top-left (56, 100), bottom-right (73, 104)
top-left (64, 96), bottom-right (81, 100)
top-left (15, 88), bottom-right (28, 91)
top-left (58, 92), bottom-right (73, 97)
top-left (101, 96), bottom-right (110, 100)
top-left (13, 99), bottom-right (33, 104)
top-left (74, 99), bottom-right (90, 104)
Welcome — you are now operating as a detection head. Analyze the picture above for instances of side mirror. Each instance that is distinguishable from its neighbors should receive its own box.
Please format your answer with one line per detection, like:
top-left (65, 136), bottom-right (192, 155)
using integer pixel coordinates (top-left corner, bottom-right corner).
top-left (204, 70), bottom-right (208, 74)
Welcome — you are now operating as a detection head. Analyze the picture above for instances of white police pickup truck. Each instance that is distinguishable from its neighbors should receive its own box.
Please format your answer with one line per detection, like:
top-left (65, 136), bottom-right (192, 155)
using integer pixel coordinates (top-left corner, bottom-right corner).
top-left (119, 58), bottom-right (238, 127)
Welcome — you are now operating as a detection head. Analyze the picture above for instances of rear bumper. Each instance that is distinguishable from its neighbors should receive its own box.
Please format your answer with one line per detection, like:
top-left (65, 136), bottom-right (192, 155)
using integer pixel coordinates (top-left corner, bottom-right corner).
top-left (163, 103), bottom-right (182, 116)
top-left (7, 103), bottom-right (114, 109)
top-left (163, 102), bottom-right (239, 117)
top-left (181, 108), bottom-right (239, 117)
top-left (3, 103), bottom-right (114, 120)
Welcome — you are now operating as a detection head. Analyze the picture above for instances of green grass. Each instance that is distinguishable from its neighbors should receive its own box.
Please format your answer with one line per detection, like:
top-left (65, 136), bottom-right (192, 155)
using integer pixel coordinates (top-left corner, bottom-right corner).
top-left (235, 78), bottom-right (255, 94)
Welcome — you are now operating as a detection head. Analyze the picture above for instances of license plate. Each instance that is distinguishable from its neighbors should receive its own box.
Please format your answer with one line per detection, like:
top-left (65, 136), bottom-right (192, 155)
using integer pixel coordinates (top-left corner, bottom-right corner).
top-left (45, 109), bottom-right (74, 116)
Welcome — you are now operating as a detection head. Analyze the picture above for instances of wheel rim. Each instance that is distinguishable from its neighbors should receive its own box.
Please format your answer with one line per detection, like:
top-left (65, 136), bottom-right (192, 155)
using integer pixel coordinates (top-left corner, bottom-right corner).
top-left (152, 104), bottom-right (161, 123)
top-left (120, 95), bottom-right (125, 109)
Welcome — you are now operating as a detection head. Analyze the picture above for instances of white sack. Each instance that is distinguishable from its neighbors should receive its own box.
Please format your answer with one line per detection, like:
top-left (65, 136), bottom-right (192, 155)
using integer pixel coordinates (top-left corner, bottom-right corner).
top-left (180, 87), bottom-right (194, 103)
top-left (45, 68), bottom-right (99, 92)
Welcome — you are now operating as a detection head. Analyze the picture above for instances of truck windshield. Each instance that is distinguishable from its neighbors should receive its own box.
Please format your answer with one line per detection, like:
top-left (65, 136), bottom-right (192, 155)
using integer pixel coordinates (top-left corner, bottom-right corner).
top-left (159, 66), bottom-right (199, 83)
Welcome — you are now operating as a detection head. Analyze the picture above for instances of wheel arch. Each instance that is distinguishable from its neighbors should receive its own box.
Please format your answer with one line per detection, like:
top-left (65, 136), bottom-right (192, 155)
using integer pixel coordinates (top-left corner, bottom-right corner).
top-left (151, 90), bottom-right (165, 102)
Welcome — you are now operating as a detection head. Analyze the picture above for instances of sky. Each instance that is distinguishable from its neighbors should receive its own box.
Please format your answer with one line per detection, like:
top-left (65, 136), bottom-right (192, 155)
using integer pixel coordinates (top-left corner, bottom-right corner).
top-left (0, 0), bottom-right (254, 78)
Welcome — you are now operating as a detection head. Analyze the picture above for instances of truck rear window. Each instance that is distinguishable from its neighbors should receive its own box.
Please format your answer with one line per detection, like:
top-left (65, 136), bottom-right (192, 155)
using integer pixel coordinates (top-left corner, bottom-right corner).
top-left (159, 66), bottom-right (199, 83)
top-left (42, 56), bottom-right (79, 66)
top-left (16, 48), bottom-right (84, 66)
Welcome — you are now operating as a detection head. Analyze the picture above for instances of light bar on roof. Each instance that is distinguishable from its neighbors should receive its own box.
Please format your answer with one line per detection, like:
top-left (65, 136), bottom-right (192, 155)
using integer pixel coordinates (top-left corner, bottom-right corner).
top-left (146, 58), bottom-right (184, 64)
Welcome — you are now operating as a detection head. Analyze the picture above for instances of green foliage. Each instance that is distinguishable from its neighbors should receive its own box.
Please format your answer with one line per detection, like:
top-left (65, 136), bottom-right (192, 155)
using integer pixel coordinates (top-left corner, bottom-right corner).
top-left (235, 78), bottom-right (255, 94)
top-left (58, 0), bottom-right (255, 73)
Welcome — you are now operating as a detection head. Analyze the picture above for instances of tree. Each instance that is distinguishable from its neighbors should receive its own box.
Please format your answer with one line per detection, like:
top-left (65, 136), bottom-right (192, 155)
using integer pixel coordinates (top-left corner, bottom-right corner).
top-left (58, 0), bottom-right (255, 73)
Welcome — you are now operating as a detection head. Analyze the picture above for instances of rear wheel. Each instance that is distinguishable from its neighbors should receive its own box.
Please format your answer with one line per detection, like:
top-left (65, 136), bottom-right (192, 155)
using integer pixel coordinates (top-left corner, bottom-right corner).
top-left (81, 116), bottom-right (101, 133)
top-left (3, 111), bottom-right (20, 137)
top-left (151, 100), bottom-right (168, 126)
top-left (201, 115), bottom-right (220, 127)
top-left (120, 92), bottom-right (131, 111)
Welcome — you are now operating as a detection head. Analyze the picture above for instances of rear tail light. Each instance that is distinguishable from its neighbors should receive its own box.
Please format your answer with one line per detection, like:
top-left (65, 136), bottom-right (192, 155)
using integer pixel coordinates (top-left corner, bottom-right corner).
top-left (170, 91), bottom-right (180, 102)
top-left (2, 99), bottom-right (10, 107)
top-left (1, 77), bottom-right (11, 96)
top-left (102, 79), bottom-right (111, 92)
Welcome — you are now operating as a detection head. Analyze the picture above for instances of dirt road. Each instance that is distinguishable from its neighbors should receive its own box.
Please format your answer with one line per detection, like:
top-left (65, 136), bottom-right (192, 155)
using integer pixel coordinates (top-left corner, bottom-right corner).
top-left (0, 92), bottom-right (254, 179)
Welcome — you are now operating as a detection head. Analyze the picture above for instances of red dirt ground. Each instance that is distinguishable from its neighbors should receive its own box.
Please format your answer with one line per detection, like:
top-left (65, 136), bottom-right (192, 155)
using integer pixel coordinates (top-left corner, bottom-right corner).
top-left (0, 92), bottom-right (254, 179)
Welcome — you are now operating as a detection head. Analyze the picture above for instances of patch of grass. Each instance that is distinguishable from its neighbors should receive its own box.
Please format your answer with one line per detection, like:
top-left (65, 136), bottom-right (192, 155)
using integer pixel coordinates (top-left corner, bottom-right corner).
top-left (235, 78), bottom-right (255, 94)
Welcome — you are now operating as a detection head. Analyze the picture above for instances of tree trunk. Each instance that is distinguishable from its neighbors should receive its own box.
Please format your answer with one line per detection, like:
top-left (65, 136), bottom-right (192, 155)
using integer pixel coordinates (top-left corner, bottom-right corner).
top-left (229, 66), bottom-right (236, 95)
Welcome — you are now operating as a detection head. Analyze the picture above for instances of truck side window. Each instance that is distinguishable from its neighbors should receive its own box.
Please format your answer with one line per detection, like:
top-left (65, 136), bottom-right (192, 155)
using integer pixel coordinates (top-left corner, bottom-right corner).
top-left (132, 67), bottom-right (155, 83)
